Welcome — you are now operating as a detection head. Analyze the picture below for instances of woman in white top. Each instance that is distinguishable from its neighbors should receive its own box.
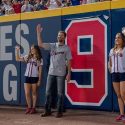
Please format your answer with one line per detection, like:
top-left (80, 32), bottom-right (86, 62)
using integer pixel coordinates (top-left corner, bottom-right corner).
top-left (15, 44), bottom-right (43, 114)
top-left (108, 32), bottom-right (125, 122)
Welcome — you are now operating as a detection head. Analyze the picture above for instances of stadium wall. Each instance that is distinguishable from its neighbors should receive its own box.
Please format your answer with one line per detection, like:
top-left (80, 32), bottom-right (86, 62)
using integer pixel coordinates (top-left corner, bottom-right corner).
top-left (0, 0), bottom-right (124, 111)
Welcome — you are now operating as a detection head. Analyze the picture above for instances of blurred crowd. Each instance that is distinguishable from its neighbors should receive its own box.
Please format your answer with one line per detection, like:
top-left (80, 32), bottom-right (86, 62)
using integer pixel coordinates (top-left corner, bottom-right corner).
top-left (0, 0), bottom-right (111, 16)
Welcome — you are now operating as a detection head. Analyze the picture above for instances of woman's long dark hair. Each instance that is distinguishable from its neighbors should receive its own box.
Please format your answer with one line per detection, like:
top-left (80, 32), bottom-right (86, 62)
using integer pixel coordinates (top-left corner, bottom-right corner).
top-left (27, 44), bottom-right (42, 62)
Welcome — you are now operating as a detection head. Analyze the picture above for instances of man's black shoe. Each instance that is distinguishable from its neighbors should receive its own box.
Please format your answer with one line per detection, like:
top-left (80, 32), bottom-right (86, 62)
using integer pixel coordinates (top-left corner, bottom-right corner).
top-left (55, 113), bottom-right (63, 118)
top-left (40, 112), bottom-right (51, 117)
top-left (63, 108), bottom-right (66, 113)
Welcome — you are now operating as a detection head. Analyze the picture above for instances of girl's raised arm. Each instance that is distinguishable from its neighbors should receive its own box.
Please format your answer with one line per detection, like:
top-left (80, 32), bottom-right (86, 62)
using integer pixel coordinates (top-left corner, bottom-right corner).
top-left (15, 46), bottom-right (25, 62)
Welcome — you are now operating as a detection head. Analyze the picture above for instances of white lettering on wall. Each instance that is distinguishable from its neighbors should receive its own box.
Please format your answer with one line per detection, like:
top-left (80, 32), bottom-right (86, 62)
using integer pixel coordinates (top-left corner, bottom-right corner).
top-left (15, 23), bottom-right (30, 55)
top-left (3, 57), bottom-right (18, 101)
top-left (0, 26), bottom-right (12, 60)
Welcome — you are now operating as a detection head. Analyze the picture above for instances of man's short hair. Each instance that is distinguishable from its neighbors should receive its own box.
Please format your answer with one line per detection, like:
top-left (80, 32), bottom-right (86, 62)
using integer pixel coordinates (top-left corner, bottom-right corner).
top-left (59, 31), bottom-right (66, 37)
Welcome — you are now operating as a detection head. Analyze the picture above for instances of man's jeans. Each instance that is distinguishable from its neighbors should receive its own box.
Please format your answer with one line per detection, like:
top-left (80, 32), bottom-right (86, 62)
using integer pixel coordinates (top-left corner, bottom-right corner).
top-left (45, 75), bottom-right (65, 113)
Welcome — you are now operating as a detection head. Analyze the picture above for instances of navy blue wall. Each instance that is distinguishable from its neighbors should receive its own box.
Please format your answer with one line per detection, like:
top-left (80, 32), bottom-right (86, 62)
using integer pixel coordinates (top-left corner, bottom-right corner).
top-left (0, 5), bottom-right (124, 111)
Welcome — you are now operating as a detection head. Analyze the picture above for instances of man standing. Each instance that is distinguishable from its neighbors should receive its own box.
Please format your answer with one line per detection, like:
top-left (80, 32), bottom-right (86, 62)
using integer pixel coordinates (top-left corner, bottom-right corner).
top-left (36, 24), bottom-right (72, 118)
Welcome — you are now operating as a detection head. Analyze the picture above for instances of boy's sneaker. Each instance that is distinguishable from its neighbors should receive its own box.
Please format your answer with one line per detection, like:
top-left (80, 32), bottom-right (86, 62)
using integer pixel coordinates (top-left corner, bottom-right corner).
top-left (115, 115), bottom-right (124, 121)
top-left (30, 108), bottom-right (37, 114)
top-left (25, 108), bottom-right (31, 114)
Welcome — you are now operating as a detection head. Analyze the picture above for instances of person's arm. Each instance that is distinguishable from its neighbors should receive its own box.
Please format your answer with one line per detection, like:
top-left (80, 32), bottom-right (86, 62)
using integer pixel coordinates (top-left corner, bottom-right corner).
top-left (108, 57), bottom-right (112, 73)
top-left (55, 0), bottom-right (62, 7)
top-left (36, 24), bottom-right (45, 48)
top-left (108, 49), bottom-right (112, 73)
top-left (65, 46), bottom-right (72, 82)
top-left (36, 24), bottom-right (51, 50)
top-left (37, 65), bottom-right (42, 87)
top-left (21, 5), bottom-right (26, 12)
top-left (46, 0), bottom-right (50, 8)
top-left (15, 46), bottom-right (25, 62)
top-left (66, 60), bottom-right (71, 82)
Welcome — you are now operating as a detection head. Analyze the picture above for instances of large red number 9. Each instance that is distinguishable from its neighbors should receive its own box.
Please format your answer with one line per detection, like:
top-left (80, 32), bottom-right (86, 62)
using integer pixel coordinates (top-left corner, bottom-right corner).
top-left (65, 18), bottom-right (107, 106)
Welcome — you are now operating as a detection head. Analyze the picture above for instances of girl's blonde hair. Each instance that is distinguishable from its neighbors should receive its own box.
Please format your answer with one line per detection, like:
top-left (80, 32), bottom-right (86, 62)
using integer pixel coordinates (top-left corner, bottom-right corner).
top-left (113, 33), bottom-right (125, 50)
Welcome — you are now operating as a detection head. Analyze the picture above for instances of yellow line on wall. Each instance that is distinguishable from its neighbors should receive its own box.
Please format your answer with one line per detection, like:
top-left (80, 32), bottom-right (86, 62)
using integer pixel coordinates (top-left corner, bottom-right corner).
top-left (0, 14), bottom-right (21, 23)
top-left (62, 2), bottom-right (111, 15)
top-left (111, 0), bottom-right (125, 9)
top-left (21, 9), bottom-right (61, 20)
